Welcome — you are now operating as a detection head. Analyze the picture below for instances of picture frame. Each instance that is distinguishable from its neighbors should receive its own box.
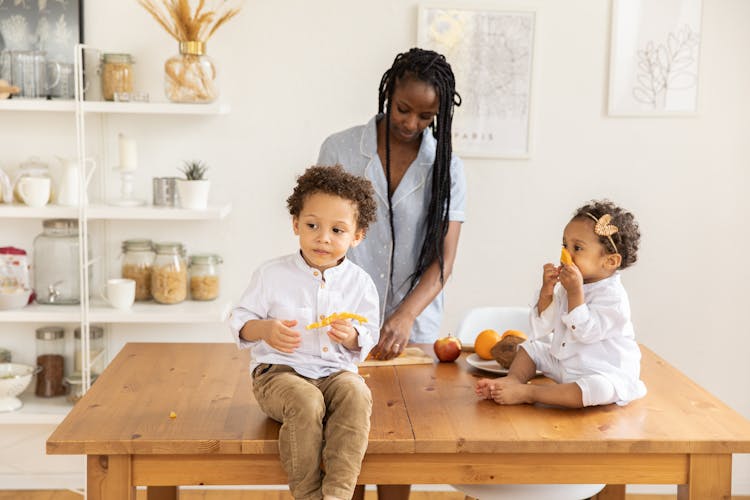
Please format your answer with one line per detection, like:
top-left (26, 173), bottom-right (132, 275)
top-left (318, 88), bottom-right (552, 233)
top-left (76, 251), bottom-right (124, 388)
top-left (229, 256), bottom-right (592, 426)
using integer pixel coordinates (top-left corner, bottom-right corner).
top-left (0, 0), bottom-right (83, 65)
top-left (608, 0), bottom-right (703, 116)
top-left (418, 5), bottom-right (536, 159)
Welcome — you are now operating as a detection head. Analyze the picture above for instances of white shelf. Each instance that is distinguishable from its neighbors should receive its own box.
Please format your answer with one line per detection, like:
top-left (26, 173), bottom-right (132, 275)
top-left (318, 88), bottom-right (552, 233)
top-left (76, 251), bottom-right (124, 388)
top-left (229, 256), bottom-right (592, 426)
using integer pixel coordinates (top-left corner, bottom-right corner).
top-left (0, 99), bottom-right (230, 115)
top-left (0, 298), bottom-right (232, 324)
top-left (0, 393), bottom-right (72, 425)
top-left (0, 202), bottom-right (231, 220)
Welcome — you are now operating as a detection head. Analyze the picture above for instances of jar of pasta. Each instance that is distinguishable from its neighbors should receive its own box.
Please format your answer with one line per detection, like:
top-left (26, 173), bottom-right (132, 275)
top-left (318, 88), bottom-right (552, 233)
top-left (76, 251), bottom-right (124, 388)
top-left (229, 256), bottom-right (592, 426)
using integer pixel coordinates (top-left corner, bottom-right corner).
top-left (101, 53), bottom-right (134, 101)
top-left (188, 253), bottom-right (222, 301)
top-left (151, 242), bottom-right (187, 304)
top-left (121, 239), bottom-right (154, 301)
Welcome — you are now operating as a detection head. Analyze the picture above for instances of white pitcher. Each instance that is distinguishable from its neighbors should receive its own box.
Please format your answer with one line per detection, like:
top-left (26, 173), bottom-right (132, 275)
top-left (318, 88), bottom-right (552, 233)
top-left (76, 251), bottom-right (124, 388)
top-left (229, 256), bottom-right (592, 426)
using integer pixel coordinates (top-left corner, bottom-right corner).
top-left (56, 157), bottom-right (96, 206)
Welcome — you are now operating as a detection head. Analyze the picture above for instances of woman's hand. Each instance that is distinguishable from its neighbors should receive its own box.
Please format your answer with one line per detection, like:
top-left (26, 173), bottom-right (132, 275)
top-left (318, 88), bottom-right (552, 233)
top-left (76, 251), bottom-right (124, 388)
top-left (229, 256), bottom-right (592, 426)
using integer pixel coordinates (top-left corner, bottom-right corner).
top-left (370, 310), bottom-right (413, 360)
top-left (263, 319), bottom-right (301, 353)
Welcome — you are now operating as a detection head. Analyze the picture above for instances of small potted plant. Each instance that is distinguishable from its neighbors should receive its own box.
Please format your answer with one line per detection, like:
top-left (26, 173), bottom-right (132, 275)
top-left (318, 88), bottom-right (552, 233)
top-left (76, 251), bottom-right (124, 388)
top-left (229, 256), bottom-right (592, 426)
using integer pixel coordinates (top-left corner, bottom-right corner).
top-left (176, 160), bottom-right (210, 209)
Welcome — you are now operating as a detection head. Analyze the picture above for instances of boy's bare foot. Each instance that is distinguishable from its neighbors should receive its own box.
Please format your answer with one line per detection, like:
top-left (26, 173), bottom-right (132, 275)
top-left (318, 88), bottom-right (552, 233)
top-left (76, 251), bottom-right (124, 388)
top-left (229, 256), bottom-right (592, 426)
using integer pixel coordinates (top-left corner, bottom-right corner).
top-left (475, 378), bottom-right (494, 399)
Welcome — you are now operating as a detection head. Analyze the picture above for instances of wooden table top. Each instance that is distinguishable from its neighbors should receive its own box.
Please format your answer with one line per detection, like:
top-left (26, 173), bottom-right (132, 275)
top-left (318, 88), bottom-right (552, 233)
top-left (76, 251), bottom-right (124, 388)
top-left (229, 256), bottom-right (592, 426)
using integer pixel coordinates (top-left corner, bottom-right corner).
top-left (47, 342), bottom-right (750, 457)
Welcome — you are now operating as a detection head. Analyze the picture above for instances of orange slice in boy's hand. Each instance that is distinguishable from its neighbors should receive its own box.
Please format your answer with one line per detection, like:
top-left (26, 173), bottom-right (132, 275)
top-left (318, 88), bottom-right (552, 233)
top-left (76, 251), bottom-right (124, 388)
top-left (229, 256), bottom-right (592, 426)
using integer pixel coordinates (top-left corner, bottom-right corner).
top-left (560, 248), bottom-right (573, 266)
top-left (306, 312), bottom-right (368, 330)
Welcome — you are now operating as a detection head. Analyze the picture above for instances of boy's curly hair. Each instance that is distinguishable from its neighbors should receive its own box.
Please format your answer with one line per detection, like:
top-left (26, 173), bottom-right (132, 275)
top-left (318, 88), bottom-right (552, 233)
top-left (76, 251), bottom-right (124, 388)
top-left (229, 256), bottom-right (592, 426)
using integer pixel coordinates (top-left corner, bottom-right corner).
top-left (572, 199), bottom-right (640, 269)
top-left (287, 165), bottom-right (377, 232)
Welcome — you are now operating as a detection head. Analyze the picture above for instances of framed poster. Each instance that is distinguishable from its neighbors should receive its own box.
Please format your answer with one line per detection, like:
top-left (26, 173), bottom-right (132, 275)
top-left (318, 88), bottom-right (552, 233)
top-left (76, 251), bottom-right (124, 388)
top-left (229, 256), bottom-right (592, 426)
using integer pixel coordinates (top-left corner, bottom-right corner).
top-left (418, 5), bottom-right (536, 159)
top-left (608, 0), bottom-right (703, 116)
top-left (0, 0), bottom-right (83, 64)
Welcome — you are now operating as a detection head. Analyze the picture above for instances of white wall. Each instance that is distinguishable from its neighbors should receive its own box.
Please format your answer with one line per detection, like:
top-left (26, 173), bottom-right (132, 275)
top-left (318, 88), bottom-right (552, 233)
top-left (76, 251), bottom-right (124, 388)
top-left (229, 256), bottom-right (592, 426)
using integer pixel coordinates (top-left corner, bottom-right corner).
top-left (1, 0), bottom-right (749, 493)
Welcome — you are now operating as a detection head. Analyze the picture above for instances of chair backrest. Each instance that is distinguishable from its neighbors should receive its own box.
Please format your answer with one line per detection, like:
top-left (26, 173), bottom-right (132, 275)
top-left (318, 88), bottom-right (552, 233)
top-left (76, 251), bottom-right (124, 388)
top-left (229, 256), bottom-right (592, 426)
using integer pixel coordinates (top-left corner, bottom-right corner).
top-left (455, 306), bottom-right (531, 347)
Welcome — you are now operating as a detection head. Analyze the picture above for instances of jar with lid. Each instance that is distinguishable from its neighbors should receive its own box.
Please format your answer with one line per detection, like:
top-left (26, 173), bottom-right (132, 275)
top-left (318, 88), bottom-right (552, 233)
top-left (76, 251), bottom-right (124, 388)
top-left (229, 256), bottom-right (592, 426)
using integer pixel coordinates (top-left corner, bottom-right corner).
top-left (74, 325), bottom-right (105, 375)
top-left (35, 326), bottom-right (66, 397)
top-left (188, 253), bottom-right (222, 301)
top-left (101, 53), bottom-right (134, 101)
top-left (121, 239), bottom-right (155, 301)
top-left (12, 156), bottom-right (52, 204)
top-left (151, 242), bottom-right (187, 304)
top-left (33, 219), bottom-right (88, 304)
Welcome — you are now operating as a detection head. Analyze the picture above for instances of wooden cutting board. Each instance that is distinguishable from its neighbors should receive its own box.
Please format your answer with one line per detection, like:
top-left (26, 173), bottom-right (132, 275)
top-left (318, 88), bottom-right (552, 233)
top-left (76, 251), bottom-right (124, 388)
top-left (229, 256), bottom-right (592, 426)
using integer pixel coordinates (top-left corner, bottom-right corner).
top-left (359, 347), bottom-right (435, 367)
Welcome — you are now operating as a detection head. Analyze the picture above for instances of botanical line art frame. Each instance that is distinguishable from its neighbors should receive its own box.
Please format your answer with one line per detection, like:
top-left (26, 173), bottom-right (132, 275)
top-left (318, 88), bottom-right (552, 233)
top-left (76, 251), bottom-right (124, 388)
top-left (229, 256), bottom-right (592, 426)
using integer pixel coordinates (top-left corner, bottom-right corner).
top-left (0, 0), bottom-right (83, 64)
top-left (608, 0), bottom-right (703, 116)
top-left (418, 4), bottom-right (536, 159)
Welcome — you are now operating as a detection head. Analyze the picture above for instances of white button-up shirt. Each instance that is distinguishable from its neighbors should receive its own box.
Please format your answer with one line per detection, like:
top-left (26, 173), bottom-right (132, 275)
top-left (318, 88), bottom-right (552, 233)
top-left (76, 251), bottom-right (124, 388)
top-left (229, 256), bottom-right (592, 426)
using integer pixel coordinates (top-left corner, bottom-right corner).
top-left (527, 272), bottom-right (647, 403)
top-left (229, 252), bottom-right (380, 378)
top-left (318, 115), bottom-right (467, 343)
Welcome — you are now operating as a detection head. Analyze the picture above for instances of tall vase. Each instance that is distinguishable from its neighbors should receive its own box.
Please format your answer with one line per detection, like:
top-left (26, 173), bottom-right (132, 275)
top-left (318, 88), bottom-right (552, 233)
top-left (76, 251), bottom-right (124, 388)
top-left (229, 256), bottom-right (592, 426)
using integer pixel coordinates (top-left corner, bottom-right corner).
top-left (164, 41), bottom-right (217, 104)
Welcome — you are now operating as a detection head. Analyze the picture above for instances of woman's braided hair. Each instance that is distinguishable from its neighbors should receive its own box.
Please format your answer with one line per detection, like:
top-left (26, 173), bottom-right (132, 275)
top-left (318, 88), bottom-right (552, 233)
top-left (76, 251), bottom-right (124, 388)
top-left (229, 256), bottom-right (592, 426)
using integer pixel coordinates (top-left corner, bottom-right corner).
top-left (378, 47), bottom-right (462, 292)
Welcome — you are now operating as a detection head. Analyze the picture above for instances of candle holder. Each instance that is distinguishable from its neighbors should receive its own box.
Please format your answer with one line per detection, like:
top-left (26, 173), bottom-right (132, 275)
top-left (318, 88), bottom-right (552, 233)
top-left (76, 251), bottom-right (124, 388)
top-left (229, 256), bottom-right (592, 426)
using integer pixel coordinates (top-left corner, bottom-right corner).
top-left (109, 167), bottom-right (145, 207)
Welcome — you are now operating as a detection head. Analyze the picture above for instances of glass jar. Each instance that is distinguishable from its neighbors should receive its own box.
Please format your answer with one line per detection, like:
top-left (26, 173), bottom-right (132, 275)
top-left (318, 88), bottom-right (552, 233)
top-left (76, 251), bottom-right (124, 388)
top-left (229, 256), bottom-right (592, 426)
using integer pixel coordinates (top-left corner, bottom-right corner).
top-left (164, 41), bottom-right (217, 103)
top-left (74, 325), bottom-right (105, 375)
top-left (12, 156), bottom-right (52, 204)
top-left (151, 242), bottom-right (187, 304)
top-left (35, 326), bottom-right (66, 397)
top-left (121, 239), bottom-right (155, 301)
top-left (0, 246), bottom-right (31, 310)
top-left (63, 372), bottom-right (98, 404)
top-left (189, 253), bottom-right (222, 301)
top-left (33, 219), bottom-right (85, 304)
top-left (101, 53), bottom-right (134, 101)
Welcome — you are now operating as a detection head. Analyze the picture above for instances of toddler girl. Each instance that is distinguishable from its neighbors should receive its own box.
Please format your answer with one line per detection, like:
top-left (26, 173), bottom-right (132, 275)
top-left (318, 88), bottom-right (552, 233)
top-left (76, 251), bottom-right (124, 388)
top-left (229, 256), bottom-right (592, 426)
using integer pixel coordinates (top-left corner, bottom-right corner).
top-left (476, 200), bottom-right (647, 408)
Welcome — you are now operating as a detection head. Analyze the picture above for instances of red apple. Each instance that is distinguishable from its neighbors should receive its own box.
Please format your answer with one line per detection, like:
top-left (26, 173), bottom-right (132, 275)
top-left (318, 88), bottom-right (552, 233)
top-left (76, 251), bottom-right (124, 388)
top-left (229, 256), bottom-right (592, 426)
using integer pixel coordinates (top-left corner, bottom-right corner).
top-left (433, 334), bottom-right (462, 362)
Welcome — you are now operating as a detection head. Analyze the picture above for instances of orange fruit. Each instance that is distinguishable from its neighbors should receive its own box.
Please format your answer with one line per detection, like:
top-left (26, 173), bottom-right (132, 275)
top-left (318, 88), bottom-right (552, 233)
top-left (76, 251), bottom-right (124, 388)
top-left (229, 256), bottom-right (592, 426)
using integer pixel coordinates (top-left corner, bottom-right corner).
top-left (474, 329), bottom-right (502, 360)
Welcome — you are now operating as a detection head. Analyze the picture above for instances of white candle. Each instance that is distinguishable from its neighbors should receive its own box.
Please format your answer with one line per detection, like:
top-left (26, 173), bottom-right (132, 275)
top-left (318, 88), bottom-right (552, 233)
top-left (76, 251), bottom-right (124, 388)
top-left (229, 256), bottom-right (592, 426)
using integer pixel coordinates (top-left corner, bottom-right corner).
top-left (119, 134), bottom-right (137, 171)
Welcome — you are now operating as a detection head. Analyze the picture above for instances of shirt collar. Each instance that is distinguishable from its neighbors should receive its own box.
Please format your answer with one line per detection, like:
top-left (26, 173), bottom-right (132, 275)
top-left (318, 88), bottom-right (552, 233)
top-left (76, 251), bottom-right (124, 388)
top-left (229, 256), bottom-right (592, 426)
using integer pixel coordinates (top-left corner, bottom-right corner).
top-left (360, 114), bottom-right (436, 167)
top-left (583, 272), bottom-right (621, 292)
top-left (293, 250), bottom-right (351, 279)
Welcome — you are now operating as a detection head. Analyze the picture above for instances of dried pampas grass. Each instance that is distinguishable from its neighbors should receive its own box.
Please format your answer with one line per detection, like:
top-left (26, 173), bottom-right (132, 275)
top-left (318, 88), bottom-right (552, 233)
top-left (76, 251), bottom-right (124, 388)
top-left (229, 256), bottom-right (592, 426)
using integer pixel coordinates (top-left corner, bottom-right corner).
top-left (138, 0), bottom-right (241, 42)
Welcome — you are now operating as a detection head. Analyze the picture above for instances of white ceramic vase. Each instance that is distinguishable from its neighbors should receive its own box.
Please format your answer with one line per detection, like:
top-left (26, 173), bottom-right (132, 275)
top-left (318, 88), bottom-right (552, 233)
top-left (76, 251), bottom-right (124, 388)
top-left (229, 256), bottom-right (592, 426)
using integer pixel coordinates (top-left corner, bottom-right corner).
top-left (176, 179), bottom-right (210, 210)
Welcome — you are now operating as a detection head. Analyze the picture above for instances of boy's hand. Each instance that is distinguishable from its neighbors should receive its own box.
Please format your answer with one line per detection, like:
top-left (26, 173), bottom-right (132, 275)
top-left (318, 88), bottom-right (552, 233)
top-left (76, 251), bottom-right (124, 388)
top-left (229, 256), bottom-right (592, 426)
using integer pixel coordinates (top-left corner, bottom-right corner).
top-left (264, 319), bottom-right (301, 353)
top-left (327, 318), bottom-right (358, 350)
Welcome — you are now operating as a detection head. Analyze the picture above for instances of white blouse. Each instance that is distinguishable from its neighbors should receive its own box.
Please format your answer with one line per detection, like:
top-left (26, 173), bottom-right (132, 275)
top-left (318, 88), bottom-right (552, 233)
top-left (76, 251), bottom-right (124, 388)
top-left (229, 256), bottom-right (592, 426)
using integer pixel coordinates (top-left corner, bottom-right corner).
top-left (528, 272), bottom-right (647, 403)
top-left (229, 252), bottom-right (380, 379)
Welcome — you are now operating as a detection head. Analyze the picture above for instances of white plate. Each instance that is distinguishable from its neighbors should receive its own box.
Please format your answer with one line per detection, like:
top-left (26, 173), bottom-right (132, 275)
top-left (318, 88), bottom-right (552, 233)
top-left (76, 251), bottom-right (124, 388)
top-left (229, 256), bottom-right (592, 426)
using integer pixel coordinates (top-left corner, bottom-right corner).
top-left (465, 353), bottom-right (509, 374)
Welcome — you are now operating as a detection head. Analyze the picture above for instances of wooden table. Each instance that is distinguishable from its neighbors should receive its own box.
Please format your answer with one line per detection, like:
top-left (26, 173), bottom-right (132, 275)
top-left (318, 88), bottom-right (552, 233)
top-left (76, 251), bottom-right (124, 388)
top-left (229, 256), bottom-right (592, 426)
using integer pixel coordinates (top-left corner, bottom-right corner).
top-left (47, 343), bottom-right (750, 500)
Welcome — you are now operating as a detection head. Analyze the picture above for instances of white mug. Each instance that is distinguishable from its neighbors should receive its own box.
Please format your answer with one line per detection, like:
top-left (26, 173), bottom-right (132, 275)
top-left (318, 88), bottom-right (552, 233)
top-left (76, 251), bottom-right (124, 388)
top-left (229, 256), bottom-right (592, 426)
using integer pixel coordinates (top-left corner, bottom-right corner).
top-left (18, 176), bottom-right (51, 207)
top-left (101, 278), bottom-right (135, 310)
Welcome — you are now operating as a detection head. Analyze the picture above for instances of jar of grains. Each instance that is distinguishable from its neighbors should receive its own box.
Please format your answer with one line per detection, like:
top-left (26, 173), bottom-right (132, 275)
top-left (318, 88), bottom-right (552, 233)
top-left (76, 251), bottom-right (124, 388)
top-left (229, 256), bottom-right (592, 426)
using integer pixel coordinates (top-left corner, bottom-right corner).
top-left (101, 53), bottom-right (134, 101)
top-left (121, 239), bottom-right (155, 301)
top-left (188, 253), bottom-right (222, 301)
top-left (35, 326), bottom-right (66, 398)
top-left (151, 242), bottom-right (187, 304)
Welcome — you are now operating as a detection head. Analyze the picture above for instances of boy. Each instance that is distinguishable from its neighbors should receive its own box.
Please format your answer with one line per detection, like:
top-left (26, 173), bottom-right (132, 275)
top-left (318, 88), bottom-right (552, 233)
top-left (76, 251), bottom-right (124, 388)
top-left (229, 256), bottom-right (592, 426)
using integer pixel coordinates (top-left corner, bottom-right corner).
top-left (230, 165), bottom-right (379, 500)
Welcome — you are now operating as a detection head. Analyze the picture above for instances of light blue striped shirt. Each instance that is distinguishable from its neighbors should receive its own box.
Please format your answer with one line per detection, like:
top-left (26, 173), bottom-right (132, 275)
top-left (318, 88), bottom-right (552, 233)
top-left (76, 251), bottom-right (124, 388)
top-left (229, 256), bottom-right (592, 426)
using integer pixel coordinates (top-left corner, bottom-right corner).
top-left (318, 115), bottom-right (467, 343)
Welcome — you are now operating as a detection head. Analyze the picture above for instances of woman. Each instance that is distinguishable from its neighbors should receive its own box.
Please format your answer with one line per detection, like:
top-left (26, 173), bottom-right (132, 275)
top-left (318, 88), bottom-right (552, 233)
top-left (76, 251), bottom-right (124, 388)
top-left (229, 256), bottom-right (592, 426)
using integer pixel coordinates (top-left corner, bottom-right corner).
top-left (318, 47), bottom-right (465, 500)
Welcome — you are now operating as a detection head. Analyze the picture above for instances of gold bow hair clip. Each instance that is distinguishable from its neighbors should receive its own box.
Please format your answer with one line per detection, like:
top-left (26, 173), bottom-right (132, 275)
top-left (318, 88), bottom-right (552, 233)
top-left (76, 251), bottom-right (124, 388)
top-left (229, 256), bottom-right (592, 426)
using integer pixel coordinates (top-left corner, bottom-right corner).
top-left (586, 213), bottom-right (619, 252)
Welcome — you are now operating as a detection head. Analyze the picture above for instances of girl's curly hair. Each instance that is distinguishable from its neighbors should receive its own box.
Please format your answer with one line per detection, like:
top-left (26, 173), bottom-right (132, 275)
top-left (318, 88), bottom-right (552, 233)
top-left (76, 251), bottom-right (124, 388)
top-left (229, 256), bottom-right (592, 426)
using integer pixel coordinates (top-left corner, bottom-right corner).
top-left (287, 165), bottom-right (377, 232)
top-left (572, 200), bottom-right (640, 269)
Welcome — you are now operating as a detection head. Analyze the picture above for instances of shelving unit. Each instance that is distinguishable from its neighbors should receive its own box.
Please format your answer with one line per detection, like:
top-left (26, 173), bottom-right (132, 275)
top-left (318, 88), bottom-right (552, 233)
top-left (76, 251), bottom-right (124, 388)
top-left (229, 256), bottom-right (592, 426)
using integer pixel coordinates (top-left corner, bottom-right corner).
top-left (0, 44), bottom-right (233, 428)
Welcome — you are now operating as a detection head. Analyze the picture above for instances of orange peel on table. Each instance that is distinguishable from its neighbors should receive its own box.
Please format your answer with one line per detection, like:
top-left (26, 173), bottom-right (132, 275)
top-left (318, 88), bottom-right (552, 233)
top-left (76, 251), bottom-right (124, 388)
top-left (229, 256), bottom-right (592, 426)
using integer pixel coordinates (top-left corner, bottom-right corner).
top-left (560, 248), bottom-right (573, 266)
top-left (306, 312), bottom-right (368, 330)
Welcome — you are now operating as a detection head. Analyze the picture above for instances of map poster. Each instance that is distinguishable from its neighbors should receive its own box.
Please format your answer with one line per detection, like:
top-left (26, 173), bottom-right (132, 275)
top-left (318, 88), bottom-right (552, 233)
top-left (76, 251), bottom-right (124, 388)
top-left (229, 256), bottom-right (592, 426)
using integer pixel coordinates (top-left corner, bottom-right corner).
top-left (418, 6), bottom-right (536, 159)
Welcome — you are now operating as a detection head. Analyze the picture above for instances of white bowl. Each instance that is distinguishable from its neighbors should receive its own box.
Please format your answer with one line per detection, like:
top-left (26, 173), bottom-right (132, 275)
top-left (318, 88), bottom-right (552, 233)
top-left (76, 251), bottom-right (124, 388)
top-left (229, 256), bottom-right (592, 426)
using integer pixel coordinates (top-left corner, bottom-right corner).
top-left (0, 363), bottom-right (37, 412)
top-left (0, 290), bottom-right (31, 311)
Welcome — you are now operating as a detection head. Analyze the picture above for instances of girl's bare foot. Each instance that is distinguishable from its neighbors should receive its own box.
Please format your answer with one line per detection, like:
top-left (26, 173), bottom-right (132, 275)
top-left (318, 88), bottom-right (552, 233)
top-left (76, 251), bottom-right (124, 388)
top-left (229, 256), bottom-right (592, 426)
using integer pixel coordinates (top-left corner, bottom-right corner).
top-left (490, 377), bottom-right (530, 405)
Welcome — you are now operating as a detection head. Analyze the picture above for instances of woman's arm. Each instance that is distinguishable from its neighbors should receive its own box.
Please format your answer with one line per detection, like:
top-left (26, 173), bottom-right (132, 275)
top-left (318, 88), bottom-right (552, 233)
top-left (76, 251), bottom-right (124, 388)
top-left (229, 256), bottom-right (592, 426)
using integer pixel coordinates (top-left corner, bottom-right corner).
top-left (373, 221), bottom-right (462, 359)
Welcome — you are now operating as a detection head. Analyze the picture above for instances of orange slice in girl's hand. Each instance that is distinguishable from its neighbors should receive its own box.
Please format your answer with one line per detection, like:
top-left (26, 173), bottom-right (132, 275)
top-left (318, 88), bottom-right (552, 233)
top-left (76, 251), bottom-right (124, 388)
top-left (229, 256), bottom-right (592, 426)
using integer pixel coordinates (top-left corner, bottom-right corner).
top-left (560, 248), bottom-right (573, 266)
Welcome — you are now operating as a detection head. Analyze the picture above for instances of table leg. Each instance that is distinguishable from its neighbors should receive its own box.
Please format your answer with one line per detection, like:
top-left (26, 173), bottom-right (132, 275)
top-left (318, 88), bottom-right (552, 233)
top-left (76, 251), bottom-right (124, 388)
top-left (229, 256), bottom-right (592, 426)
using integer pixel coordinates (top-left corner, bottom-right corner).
top-left (87, 455), bottom-right (135, 500)
top-left (147, 486), bottom-right (180, 500)
top-left (677, 454), bottom-right (731, 500)
top-left (594, 484), bottom-right (626, 500)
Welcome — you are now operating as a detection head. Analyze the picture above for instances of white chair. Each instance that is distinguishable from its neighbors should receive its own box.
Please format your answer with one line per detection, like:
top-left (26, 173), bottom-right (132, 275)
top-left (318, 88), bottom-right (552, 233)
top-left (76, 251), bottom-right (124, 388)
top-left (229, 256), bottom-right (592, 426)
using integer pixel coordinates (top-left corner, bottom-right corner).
top-left (452, 306), bottom-right (605, 500)
top-left (455, 306), bottom-right (531, 348)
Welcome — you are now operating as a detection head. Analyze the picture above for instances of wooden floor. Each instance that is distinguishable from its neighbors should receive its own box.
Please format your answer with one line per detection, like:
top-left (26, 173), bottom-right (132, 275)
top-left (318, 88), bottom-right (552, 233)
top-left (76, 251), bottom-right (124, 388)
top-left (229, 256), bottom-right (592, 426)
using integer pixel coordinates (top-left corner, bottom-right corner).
top-left (2, 491), bottom-right (750, 500)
